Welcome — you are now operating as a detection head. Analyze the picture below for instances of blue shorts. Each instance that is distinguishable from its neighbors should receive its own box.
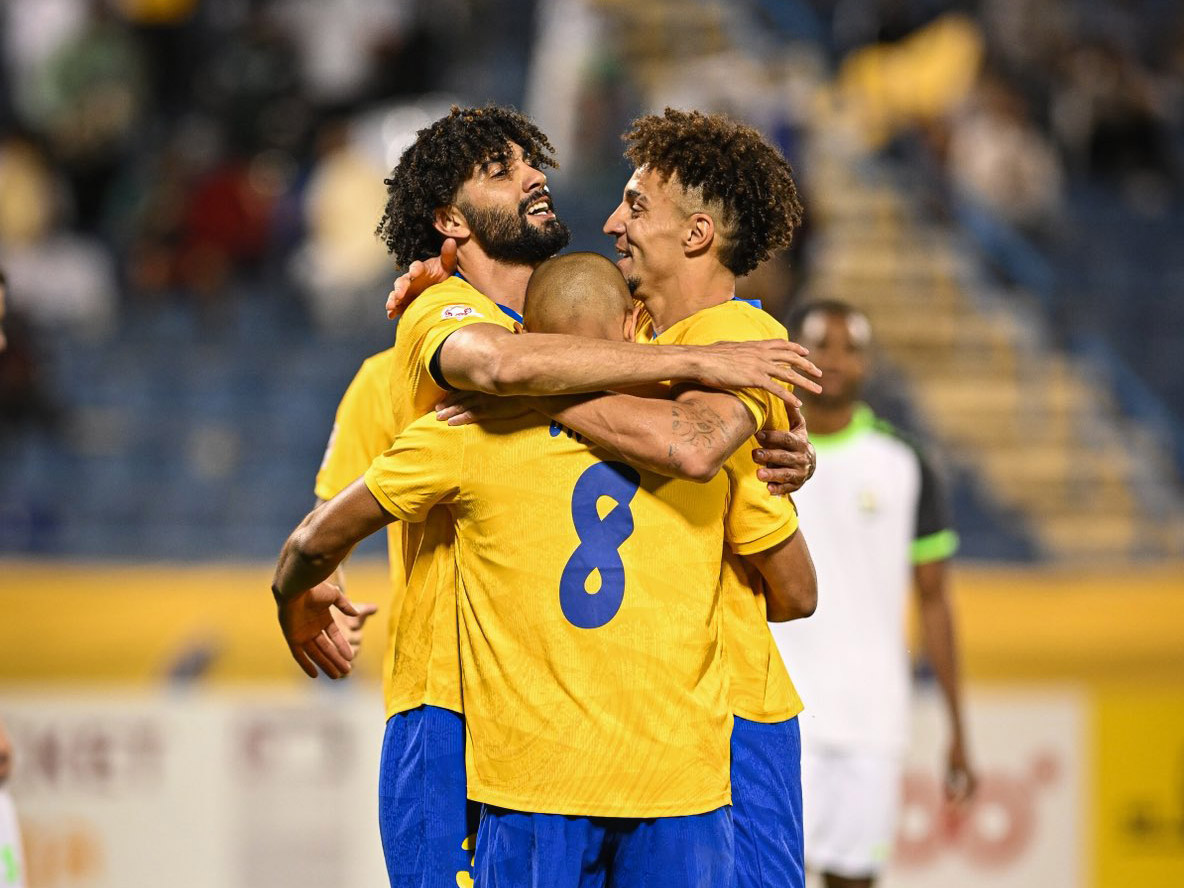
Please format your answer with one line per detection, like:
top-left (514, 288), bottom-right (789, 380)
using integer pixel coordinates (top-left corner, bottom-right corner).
top-left (378, 705), bottom-right (479, 888)
top-left (731, 715), bottom-right (804, 888)
top-left (476, 805), bottom-right (734, 888)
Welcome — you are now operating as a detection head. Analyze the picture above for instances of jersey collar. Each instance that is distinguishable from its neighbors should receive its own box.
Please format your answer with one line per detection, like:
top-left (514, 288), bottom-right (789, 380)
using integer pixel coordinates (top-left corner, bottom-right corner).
top-left (649, 295), bottom-right (763, 341)
top-left (809, 402), bottom-right (875, 451)
top-left (453, 271), bottom-right (524, 324)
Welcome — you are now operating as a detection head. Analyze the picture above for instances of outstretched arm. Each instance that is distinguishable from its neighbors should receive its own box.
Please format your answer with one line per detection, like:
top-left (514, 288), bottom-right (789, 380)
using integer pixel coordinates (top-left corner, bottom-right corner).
top-left (313, 498), bottom-right (380, 660)
top-left (273, 481), bottom-right (394, 678)
top-left (915, 558), bottom-right (977, 804)
top-left (743, 529), bottom-right (817, 622)
top-left (435, 323), bottom-right (819, 405)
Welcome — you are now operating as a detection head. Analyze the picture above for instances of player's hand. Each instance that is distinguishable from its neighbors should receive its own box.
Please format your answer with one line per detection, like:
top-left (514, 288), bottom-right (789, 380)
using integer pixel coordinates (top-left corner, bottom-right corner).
top-left (944, 738), bottom-right (977, 807)
top-left (0, 718), bottom-right (12, 786)
top-left (693, 340), bottom-right (822, 409)
top-left (275, 581), bottom-right (359, 679)
top-left (752, 409), bottom-right (816, 496)
top-left (434, 391), bottom-right (531, 426)
top-left (330, 600), bottom-right (379, 658)
top-left (386, 238), bottom-right (458, 318)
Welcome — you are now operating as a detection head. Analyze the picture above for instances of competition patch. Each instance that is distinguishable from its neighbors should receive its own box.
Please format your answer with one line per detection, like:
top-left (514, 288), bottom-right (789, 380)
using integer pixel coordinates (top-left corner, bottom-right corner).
top-left (441, 305), bottom-right (483, 320)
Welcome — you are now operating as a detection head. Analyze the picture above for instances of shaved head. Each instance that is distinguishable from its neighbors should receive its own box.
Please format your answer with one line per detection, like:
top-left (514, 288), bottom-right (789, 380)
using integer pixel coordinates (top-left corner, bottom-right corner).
top-left (524, 252), bottom-right (635, 340)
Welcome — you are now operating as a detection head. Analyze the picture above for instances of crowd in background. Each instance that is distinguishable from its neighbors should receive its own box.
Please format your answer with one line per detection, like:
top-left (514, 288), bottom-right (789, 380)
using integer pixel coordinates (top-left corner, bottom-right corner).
top-left (0, 0), bottom-right (1181, 557)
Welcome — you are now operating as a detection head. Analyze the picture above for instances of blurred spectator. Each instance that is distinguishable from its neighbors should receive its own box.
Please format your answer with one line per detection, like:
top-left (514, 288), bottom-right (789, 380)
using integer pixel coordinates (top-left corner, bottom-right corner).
top-left (0, 137), bottom-right (117, 334)
top-left (270, 0), bottom-right (412, 106)
top-left (0, 270), bottom-right (59, 436)
top-left (0, 137), bottom-right (57, 246)
top-left (1052, 42), bottom-right (1178, 207)
top-left (26, 0), bottom-right (147, 232)
top-left (947, 75), bottom-right (1064, 237)
top-left (191, 6), bottom-right (307, 155)
top-left (291, 118), bottom-right (391, 333)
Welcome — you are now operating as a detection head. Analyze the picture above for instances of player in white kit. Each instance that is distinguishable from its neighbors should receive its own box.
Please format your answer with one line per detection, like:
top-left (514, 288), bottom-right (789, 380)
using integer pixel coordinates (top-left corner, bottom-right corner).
top-left (770, 301), bottom-right (976, 888)
top-left (0, 719), bottom-right (26, 888)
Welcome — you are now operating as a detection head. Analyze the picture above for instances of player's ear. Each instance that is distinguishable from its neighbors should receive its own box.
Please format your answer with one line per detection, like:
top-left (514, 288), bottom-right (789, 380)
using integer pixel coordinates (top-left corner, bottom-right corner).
top-left (433, 204), bottom-right (470, 240)
top-left (683, 212), bottom-right (715, 258)
top-left (622, 303), bottom-right (643, 342)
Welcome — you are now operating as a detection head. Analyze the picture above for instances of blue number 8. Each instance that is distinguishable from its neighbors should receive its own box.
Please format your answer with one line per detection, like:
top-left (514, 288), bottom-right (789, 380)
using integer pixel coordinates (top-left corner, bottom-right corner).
top-left (559, 461), bottom-right (641, 629)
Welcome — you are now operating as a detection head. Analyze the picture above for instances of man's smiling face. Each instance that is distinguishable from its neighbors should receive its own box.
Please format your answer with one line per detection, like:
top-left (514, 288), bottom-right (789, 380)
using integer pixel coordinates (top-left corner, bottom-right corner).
top-left (602, 166), bottom-right (691, 297)
top-left (454, 141), bottom-right (570, 265)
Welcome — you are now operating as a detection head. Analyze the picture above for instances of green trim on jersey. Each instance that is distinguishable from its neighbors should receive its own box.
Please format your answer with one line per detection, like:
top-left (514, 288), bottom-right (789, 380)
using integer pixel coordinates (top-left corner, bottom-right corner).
top-left (911, 528), bottom-right (960, 564)
top-left (2, 842), bottom-right (20, 886)
top-left (809, 402), bottom-right (877, 451)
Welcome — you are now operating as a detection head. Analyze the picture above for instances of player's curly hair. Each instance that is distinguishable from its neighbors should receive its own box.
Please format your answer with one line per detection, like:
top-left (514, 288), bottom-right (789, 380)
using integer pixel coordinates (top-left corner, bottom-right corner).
top-left (622, 108), bottom-right (803, 277)
top-left (376, 105), bottom-right (560, 268)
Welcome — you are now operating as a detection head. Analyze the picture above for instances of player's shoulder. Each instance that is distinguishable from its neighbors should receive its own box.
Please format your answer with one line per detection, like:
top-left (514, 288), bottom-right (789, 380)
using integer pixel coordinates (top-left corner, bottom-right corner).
top-left (687, 299), bottom-right (788, 341)
top-left (356, 345), bottom-right (400, 379)
top-left (864, 408), bottom-right (934, 470)
top-left (402, 275), bottom-right (497, 326)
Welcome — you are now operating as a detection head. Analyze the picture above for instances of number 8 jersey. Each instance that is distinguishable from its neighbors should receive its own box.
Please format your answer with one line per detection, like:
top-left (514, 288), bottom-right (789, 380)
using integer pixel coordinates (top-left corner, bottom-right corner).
top-left (364, 411), bottom-right (734, 818)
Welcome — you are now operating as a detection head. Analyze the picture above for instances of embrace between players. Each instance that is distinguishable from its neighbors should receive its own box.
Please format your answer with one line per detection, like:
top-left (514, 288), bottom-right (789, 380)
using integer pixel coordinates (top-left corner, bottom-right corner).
top-left (271, 106), bottom-right (824, 888)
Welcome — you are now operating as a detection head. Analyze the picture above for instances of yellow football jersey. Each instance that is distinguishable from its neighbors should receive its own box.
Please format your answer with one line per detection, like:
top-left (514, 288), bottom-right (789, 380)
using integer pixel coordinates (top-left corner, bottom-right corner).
top-left (364, 412), bottom-right (732, 817)
top-left (381, 275), bottom-right (520, 718)
top-left (639, 299), bottom-right (805, 723)
top-left (315, 346), bottom-right (404, 705)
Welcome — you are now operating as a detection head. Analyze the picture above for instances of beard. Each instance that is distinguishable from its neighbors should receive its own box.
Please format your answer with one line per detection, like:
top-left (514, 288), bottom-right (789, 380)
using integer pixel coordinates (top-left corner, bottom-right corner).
top-left (625, 274), bottom-right (641, 294)
top-left (459, 197), bottom-right (571, 265)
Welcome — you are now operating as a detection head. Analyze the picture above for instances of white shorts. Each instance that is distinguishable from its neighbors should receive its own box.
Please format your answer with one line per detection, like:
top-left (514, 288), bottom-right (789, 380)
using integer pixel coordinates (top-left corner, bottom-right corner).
top-left (801, 744), bottom-right (903, 879)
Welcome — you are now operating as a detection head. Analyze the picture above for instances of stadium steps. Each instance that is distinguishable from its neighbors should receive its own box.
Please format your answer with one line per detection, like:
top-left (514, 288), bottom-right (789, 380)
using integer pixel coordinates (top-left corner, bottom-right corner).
top-left (802, 114), bottom-right (1184, 563)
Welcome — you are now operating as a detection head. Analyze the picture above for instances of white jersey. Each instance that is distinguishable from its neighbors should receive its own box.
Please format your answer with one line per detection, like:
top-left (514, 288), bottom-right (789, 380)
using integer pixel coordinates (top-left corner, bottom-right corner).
top-left (771, 404), bottom-right (958, 754)
top-left (0, 789), bottom-right (25, 888)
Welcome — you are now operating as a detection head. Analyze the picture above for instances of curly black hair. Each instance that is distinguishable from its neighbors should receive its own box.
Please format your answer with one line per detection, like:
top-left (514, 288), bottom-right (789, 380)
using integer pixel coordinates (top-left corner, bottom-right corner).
top-left (623, 108), bottom-right (803, 277)
top-left (376, 105), bottom-right (559, 268)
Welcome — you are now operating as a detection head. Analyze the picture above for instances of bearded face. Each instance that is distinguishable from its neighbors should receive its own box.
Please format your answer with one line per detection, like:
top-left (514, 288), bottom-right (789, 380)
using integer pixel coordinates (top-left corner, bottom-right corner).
top-left (458, 191), bottom-right (571, 266)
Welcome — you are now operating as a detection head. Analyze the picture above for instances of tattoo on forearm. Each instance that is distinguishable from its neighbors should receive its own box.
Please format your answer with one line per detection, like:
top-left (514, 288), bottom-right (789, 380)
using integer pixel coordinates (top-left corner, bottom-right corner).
top-left (669, 402), bottom-right (728, 451)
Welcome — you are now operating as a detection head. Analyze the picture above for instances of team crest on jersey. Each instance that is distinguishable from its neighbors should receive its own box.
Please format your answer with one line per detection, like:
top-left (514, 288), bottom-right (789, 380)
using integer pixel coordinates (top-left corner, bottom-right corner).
top-left (858, 489), bottom-right (880, 515)
top-left (441, 304), bottom-right (482, 320)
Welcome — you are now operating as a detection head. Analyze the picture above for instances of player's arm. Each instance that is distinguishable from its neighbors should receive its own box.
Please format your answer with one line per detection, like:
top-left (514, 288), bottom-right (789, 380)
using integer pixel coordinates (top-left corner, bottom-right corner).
top-left (314, 497), bottom-right (379, 659)
top-left (914, 557), bottom-right (976, 803)
top-left (910, 449), bottom-right (975, 804)
top-left (435, 322), bottom-right (818, 404)
top-left (272, 481), bottom-right (394, 679)
top-left (743, 528), bottom-right (817, 622)
top-left (535, 386), bottom-right (758, 482)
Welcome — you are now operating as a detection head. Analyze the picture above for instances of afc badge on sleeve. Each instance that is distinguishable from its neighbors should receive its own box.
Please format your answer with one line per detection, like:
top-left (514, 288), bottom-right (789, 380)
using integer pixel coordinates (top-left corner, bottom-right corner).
top-left (441, 305), bottom-right (483, 320)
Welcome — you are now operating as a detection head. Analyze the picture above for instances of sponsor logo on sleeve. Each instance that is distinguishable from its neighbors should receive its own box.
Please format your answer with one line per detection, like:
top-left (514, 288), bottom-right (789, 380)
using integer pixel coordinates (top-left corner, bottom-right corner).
top-left (442, 305), bottom-right (483, 320)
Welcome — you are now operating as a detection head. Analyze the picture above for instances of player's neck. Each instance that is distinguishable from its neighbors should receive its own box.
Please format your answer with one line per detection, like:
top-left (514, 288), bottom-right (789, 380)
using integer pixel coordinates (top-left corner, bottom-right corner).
top-left (455, 250), bottom-right (532, 314)
top-left (804, 400), bottom-right (857, 436)
top-left (642, 264), bottom-right (735, 335)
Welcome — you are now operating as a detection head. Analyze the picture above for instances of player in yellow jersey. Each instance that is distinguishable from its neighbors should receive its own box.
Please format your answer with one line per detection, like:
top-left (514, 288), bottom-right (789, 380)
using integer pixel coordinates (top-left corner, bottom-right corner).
top-left (274, 253), bottom-right (817, 886)
top-left (301, 106), bottom-right (823, 888)
top-left (459, 109), bottom-right (812, 888)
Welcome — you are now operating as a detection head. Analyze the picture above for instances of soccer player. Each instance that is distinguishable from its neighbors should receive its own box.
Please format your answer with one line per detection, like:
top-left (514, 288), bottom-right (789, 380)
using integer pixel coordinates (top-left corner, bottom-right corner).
top-left (771, 301), bottom-right (977, 888)
top-left (303, 105), bottom-right (821, 888)
top-left (0, 718), bottom-right (27, 888)
top-left (275, 252), bottom-right (818, 886)
top-left (499, 109), bottom-right (813, 888)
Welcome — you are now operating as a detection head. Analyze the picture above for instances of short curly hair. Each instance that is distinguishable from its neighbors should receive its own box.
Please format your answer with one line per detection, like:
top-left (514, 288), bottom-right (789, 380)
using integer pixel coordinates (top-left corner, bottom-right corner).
top-left (376, 105), bottom-right (559, 268)
top-left (623, 108), bottom-right (803, 277)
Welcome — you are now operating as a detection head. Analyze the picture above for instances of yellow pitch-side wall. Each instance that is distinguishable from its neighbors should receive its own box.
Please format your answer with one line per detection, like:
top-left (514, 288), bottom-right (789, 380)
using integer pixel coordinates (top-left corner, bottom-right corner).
top-left (3, 560), bottom-right (1181, 685)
